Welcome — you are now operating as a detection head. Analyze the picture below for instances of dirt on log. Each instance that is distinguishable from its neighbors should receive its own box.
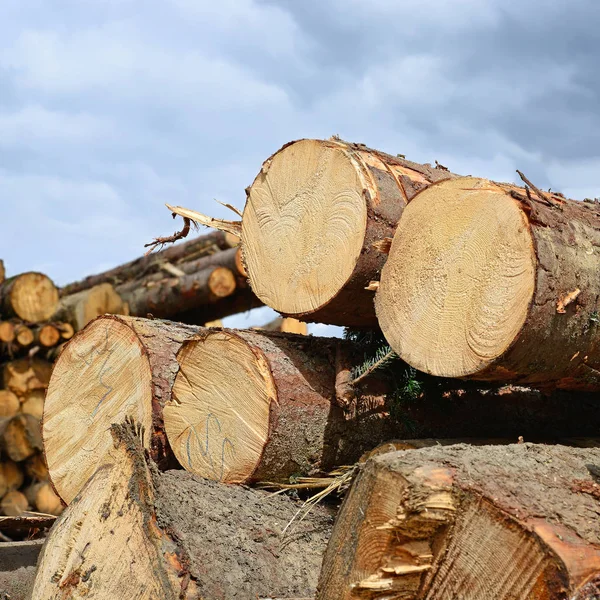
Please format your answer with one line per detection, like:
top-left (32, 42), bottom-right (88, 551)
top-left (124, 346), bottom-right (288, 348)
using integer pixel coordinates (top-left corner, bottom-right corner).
top-left (168, 138), bottom-right (457, 327)
top-left (318, 443), bottom-right (600, 600)
top-left (43, 315), bottom-right (203, 504)
top-left (33, 421), bottom-right (334, 599)
top-left (59, 230), bottom-right (239, 297)
top-left (377, 176), bottom-right (600, 390)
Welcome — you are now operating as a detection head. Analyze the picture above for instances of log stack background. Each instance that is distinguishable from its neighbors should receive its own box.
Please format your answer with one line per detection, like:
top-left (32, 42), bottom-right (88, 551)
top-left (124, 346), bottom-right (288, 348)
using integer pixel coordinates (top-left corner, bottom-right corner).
top-left (3, 137), bottom-right (600, 599)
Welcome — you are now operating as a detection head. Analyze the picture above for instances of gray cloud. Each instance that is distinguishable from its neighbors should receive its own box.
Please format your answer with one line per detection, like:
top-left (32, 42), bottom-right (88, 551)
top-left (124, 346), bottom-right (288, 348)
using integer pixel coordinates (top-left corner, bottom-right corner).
top-left (0, 0), bottom-right (598, 333)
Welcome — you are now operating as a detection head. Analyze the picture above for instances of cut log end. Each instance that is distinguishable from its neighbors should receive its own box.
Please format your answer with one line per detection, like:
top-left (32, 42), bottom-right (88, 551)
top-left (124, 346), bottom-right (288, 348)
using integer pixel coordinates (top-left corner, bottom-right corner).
top-left (0, 390), bottom-right (20, 418)
top-left (0, 321), bottom-right (15, 343)
top-left (6, 272), bottom-right (59, 323)
top-left (318, 444), bottom-right (600, 600)
top-left (43, 317), bottom-right (153, 503)
top-left (164, 330), bottom-right (275, 483)
top-left (376, 177), bottom-right (536, 378)
top-left (207, 266), bottom-right (237, 298)
top-left (243, 139), bottom-right (368, 317)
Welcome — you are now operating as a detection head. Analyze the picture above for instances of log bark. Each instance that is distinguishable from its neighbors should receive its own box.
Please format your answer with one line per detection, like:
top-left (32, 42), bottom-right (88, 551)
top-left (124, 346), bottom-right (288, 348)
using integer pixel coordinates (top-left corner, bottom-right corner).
top-left (0, 273), bottom-right (59, 323)
top-left (318, 443), bottom-right (600, 600)
top-left (377, 177), bottom-right (600, 390)
top-left (43, 315), bottom-right (204, 504)
top-left (171, 138), bottom-right (456, 326)
top-left (172, 283), bottom-right (262, 324)
top-left (53, 282), bottom-right (129, 331)
top-left (60, 230), bottom-right (239, 297)
top-left (33, 421), bottom-right (333, 599)
top-left (117, 265), bottom-right (237, 319)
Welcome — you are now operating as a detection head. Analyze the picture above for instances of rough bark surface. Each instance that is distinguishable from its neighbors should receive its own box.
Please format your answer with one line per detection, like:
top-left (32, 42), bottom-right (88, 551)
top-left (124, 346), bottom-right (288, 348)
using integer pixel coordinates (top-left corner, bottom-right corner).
top-left (486, 184), bottom-right (600, 389)
top-left (33, 422), bottom-right (333, 599)
top-left (318, 443), bottom-right (600, 600)
top-left (59, 230), bottom-right (238, 296)
top-left (244, 138), bottom-right (458, 326)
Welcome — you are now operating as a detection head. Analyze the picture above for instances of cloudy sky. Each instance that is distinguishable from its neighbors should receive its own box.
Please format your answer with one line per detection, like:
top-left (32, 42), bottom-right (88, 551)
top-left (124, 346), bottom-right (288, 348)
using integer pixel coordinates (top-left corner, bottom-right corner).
top-left (1, 0), bottom-right (599, 330)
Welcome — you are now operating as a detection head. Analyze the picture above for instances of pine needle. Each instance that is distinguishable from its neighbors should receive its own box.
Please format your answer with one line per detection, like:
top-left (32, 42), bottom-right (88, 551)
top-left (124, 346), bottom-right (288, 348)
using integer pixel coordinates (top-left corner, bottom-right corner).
top-left (351, 345), bottom-right (398, 385)
top-left (263, 466), bottom-right (358, 539)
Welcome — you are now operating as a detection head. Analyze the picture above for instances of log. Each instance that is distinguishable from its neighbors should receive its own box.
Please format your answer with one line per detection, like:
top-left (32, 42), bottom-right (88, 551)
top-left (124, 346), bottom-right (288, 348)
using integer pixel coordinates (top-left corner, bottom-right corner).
top-left (164, 329), bottom-right (400, 484)
top-left (0, 390), bottom-right (20, 418)
top-left (60, 230), bottom-right (239, 296)
top-left (259, 316), bottom-right (308, 334)
top-left (0, 259), bottom-right (4, 285)
top-left (170, 138), bottom-right (456, 326)
top-left (14, 323), bottom-right (33, 347)
top-left (2, 358), bottom-right (52, 396)
top-left (33, 482), bottom-right (63, 516)
top-left (33, 422), bottom-right (333, 599)
top-left (24, 453), bottom-right (48, 481)
top-left (172, 283), bottom-right (262, 324)
top-left (318, 443), bottom-right (600, 599)
top-left (1, 491), bottom-right (28, 516)
top-left (117, 265), bottom-right (237, 319)
top-left (55, 321), bottom-right (74, 340)
top-left (53, 282), bottom-right (129, 331)
top-left (1, 460), bottom-right (24, 491)
top-left (2, 414), bottom-right (42, 462)
top-left (43, 315), bottom-right (203, 503)
top-left (0, 321), bottom-right (15, 343)
top-left (21, 390), bottom-right (44, 420)
top-left (33, 323), bottom-right (61, 347)
top-left (0, 273), bottom-right (59, 323)
top-left (376, 176), bottom-right (600, 389)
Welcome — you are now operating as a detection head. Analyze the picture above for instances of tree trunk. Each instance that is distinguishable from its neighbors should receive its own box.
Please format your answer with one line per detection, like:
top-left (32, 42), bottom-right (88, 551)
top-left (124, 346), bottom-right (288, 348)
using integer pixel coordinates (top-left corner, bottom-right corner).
top-left (171, 138), bottom-right (456, 326)
top-left (53, 282), bottom-right (129, 331)
top-left (318, 443), bottom-right (600, 600)
top-left (117, 266), bottom-right (237, 319)
top-left (0, 273), bottom-right (59, 323)
top-left (164, 329), bottom-right (404, 484)
top-left (59, 231), bottom-right (239, 296)
top-left (33, 421), bottom-right (333, 599)
top-left (43, 315), bottom-right (203, 504)
top-left (377, 177), bottom-right (600, 390)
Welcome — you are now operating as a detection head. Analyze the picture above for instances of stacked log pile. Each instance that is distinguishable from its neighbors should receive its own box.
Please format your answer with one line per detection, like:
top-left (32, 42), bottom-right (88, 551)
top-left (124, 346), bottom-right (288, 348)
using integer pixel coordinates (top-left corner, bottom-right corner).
top-left (0, 270), bottom-right (65, 519)
top-left (56, 229), bottom-right (262, 331)
top-left (19, 138), bottom-right (600, 598)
